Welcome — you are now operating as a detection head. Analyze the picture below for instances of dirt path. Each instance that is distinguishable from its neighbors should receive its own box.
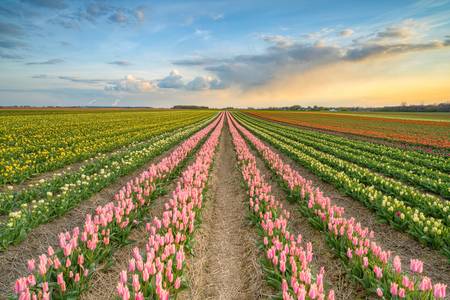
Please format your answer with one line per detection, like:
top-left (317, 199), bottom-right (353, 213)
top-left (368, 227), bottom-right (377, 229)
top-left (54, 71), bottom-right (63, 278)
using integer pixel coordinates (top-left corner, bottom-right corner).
top-left (251, 135), bottom-right (450, 287)
top-left (180, 125), bottom-right (272, 300)
top-left (0, 141), bottom-right (187, 297)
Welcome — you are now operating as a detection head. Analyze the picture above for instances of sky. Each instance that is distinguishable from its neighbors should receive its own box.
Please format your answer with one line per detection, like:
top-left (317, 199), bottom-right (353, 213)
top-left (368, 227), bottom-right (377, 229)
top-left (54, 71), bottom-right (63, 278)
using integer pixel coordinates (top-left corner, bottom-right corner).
top-left (0, 0), bottom-right (450, 108)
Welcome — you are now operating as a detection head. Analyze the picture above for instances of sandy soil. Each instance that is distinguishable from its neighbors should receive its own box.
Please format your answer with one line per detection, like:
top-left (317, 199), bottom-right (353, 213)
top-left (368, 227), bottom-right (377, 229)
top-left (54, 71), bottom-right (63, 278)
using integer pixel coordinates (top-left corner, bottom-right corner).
top-left (179, 125), bottom-right (273, 300)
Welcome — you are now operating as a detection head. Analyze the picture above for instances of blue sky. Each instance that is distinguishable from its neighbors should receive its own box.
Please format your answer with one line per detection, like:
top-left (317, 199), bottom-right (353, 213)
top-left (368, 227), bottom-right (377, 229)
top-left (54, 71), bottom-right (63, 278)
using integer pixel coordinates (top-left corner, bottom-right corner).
top-left (0, 0), bottom-right (450, 107)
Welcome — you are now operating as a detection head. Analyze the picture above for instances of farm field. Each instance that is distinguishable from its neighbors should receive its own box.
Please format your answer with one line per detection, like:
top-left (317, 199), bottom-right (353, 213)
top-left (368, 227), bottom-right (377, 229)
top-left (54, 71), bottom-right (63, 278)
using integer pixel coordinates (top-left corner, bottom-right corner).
top-left (1, 109), bottom-right (449, 300)
top-left (246, 110), bottom-right (450, 149)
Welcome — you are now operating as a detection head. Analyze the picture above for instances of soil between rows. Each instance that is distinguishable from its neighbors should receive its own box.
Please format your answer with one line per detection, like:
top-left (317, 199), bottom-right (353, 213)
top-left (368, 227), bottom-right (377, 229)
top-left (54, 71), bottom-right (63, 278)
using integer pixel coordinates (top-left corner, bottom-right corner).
top-left (245, 134), bottom-right (368, 300)
top-left (246, 128), bottom-right (450, 286)
top-left (0, 139), bottom-right (187, 298)
top-left (179, 124), bottom-right (273, 300)
top-left (248, 114), bottom-right (449, 156)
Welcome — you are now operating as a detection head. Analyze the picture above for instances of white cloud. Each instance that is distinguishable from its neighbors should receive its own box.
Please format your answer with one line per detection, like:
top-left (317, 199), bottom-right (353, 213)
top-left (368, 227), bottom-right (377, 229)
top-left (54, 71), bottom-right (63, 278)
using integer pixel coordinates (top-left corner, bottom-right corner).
top-left (105, 75), bottom-right (155, 92)
top-left (339, 28), bottom-right (354, 37)
top-left (211, 13), bottom-right (224, 21)
top-left (157, 70), bottom-right (184, 88)
top-left (186, 76), bottom-right (225, 90)
top-left (194, 29), bottom-right (211, 40)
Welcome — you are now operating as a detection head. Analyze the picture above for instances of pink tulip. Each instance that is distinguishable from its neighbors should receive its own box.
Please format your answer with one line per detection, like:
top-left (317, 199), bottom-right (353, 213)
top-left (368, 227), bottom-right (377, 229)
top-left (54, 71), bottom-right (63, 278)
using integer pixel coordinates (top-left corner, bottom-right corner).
top-left (410, 259), bottom-right (423, 274)
top-left (433, 283), bottom-right (447, 299)
top-left (373, 266), bottom-right (382, 279)
top-left (390, 282), bottom-right (398, 296)
top-left (376, 288), bottom-right (383, 297)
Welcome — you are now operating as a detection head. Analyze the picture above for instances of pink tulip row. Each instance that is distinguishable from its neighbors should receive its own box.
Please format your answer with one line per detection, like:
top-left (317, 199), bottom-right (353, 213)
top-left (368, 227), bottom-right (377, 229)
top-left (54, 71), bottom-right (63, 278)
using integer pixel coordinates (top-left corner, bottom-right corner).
top-left (229, 113), bottom-right (447, 299)
top-left (13, 114), bottom-right (223, 300)
top-left (117, 115), bottom-right (224, 300)
top-left (227, 113), bottom-right (335, 300)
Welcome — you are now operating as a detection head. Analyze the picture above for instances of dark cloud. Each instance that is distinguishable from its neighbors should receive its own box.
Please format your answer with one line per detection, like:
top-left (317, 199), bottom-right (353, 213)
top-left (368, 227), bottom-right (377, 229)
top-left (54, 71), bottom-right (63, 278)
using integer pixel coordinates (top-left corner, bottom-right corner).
top-left (0, 52), bottom-right (24, 59)
top-left (156, 70), bottom-right (225, 90)
top-left (50, 3), bottom-right (144, 29)
top-left (21, 0), bottom-right (67, 9)
top-left (186, 76), bottom-right (225, 90)
top-left (339, 29), bottom-right (354, 37)
top-left (157, 70), bottom-right (184, 89)
top-left (26, 58), bottom-right (64, 65)
top-left (0, 22), bottom-right (24, 36)
top-left (108, 60), bottom-right (132, 66)
top-left (58, 75), bottom-right (106, 84)
top-left (32, 74), bottom-right (47, 78)
top-left (0, 39), bottom-right (26, 49)
top-left (176, 33), bottom-right (450, 89)
top-left (108, 10), bottom-right (128, 23)
top-left (172, 57), bottom-right (228, 66)
top-left (0, 6), bottom-right (18, 17)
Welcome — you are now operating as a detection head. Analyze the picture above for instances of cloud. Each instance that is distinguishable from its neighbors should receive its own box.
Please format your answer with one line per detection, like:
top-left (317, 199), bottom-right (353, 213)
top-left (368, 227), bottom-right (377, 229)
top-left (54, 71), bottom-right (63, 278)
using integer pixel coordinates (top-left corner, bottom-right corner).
top-left (26, 58), bottom-right (64, 65)
top-left (108, 60), bottom-right (132, 66)
top-left (156, 70), bottom-right (225, 90)
top-left (58, 76), bottom-right (106, 84)
top-left (0, 22), bottom-right (24, 36)
top-left (85, 2), bottom-right (112, 20)
top-left (112, 99), bottom-right (120, 106)
top-left (371, 19), bottom-right (426, 43)
top-left (175, 28), bottom-right (450, 90)
top-left (87, 99), bottom-right (97, 105)
top-left (0, 52), bottom-right (24, 59)
top-left (194, 29), bottom-right (210, 40)
top-left (211, 13), bottom-right (224, 21)
top-left (172, 57), bottom-right (227, 66)
top-left (339, 29), bottom-right (354, 37)
top-left (109, 10), bottom-right (128, 24)
top-left (50, 3), bottom-right (145, 29)
top-left (21, 0), bottom-right (67, 9)
top-left (0, 39), bottom-right (26, 49)
top-left (186, 76), bottom-right (226, 90)
top-left (260, 34), bottom-right (294, 48)
top-left (157, 70), bottom-right (184, 89)
top-left (135, 6), bottom-right (146, 22)
top-left (32, 74), bottom-right (47, 78)
top-left (105, 75), bottom-right (156, 93)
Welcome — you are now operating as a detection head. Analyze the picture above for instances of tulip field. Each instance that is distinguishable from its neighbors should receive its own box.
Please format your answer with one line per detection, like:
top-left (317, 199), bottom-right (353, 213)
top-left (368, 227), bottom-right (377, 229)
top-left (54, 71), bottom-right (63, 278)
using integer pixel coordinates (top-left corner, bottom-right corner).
top-left (0, 109), bottom-right (448, 299)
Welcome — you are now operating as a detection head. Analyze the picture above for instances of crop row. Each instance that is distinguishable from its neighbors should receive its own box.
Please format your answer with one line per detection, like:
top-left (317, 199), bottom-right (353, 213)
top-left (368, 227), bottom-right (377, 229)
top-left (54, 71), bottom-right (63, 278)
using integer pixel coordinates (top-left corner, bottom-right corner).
top-left (227, 112), bottom-right (334, 300)
top-left (13, 113), bottom-right (223, 299)
top-left (0, 110), bottom-right (214, 184)
top-left (242, 114), bottom-right (449, 198)
top-left (231, 113), bottom-right (447, 299)
top-left (235, 113), bottom-right (449, 254)
top-left (0, 116), bottom-right (217, 249)
top-left (117, 114), bottom-right (224, 300)
top-left (248, 112), bottom-right (449, 173)
top-left (0, 115), bottom-right (216, 215)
